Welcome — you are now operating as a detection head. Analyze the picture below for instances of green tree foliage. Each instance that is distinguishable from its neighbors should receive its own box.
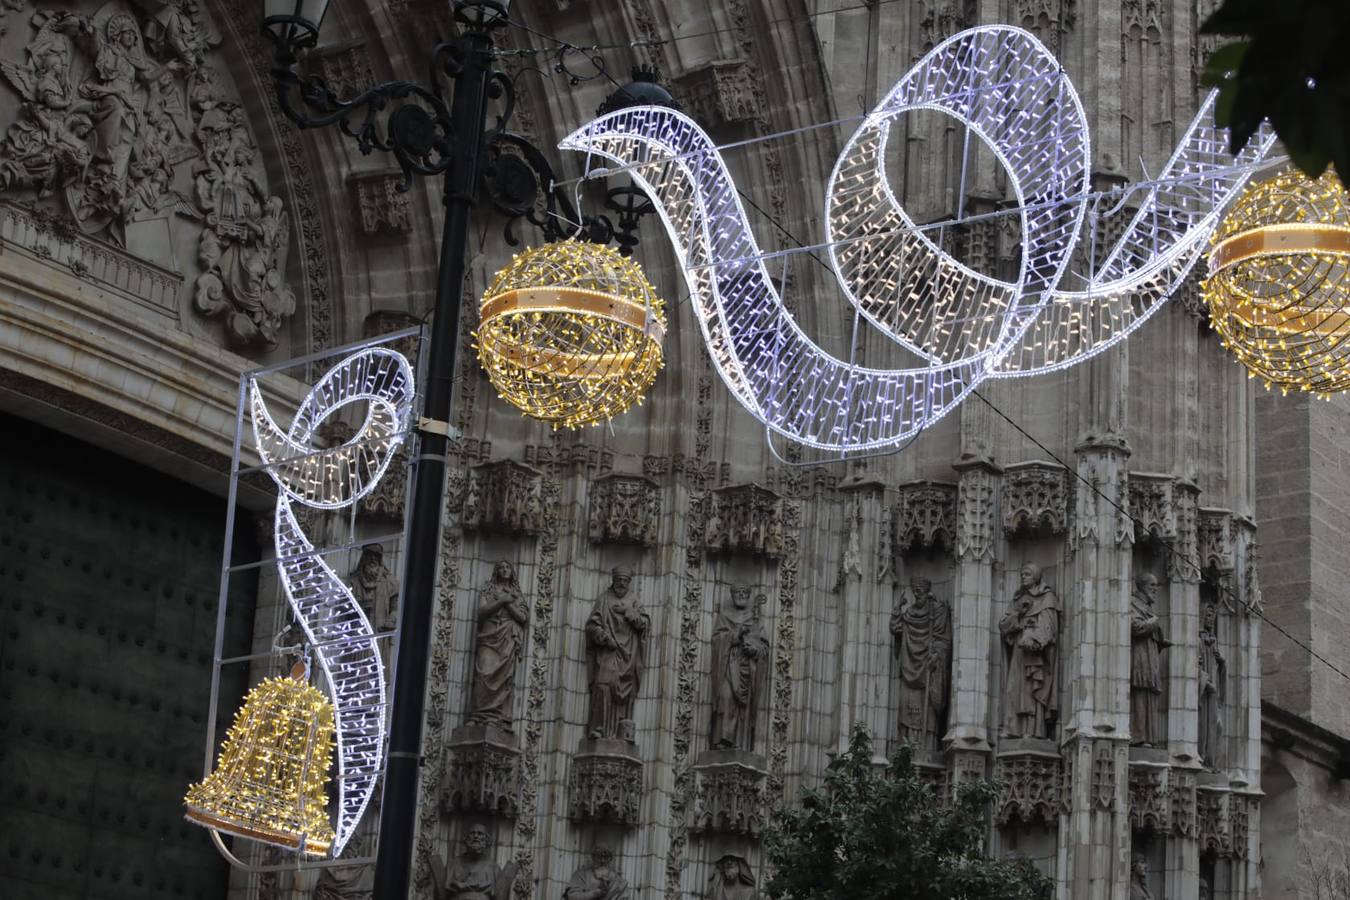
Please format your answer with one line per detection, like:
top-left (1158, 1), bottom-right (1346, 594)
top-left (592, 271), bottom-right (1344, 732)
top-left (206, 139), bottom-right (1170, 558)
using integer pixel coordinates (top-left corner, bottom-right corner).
top-left (763, 724), bottom-right (1052, 900)
top-left (1200, 0), bottom-right (1350, 185)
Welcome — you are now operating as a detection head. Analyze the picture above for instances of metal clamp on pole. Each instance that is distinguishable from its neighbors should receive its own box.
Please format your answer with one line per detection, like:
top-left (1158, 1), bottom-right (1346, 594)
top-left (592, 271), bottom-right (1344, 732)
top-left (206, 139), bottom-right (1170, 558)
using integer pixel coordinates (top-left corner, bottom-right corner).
top-left (416, 416), bottom-right (454, 437)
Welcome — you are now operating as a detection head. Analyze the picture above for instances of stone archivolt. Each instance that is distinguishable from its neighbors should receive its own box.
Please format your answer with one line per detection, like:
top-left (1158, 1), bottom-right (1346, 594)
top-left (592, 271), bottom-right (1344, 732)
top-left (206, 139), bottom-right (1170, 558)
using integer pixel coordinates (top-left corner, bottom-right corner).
top-left (0, 1), bottom-right (296, 350)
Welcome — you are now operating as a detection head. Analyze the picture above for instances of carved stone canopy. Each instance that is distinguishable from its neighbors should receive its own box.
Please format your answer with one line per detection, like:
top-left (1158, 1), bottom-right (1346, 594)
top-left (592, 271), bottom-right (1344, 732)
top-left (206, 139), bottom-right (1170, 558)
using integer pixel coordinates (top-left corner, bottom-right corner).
top-left (1125, 749), bottom-right (1201, 840)
top-left (442, 724), bottom-right (520, 819)
top-left (690, 748), bottom-right (767, 836)
top-left (1128, 473), bottom-right (1178, 542)
top-left (462, 460), bottom-right (546, 535)
top-left (704, 483), bottom-right (785, 558)
top-left (567, 738), bottom-right (643, 826)
top-left (891, 480), bottom-right (958, 555)
top-left (1001, 461), bottom-right (1070, 537)
top-left (588, 473), bottom-right (661, 546)
top-left (995, 740), bottom-right (1062, 827)
top-left (673, 59), bottom-right (763, 128)
top-left (1198, 508), bottom-right (1235, 574)
top-left (349, 169), bottom-right (414, 235)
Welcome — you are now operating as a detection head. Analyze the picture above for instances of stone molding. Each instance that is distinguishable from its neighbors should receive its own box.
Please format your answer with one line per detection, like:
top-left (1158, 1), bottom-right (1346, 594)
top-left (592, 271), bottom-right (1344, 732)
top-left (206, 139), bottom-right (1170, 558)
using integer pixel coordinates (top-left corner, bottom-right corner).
top-left (567, 738), bottom-right (643, 826)
top-left (1001, 461), bottom-right (1070, 538)
top-left (587, 472), bottom-right (662, 546)
top-left (690, 749), bottom-right (767, 835)
top-left (462, 460), bottom-right (546, 535)
top-left (704, 482), bottom-right (785, 557)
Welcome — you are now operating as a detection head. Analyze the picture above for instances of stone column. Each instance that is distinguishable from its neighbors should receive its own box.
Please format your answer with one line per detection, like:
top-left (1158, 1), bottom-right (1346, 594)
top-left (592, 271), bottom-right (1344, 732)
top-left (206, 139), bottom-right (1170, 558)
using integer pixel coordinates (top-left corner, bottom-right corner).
top-left (1164, 483), bottom-right (1202, 900)
top-left (1059, 434), bottom-right (1133, 900)
top-left (1232, 516), bottom-right (1263, 899)
top-left (835, 478), bottom-right (891, 754)
top-left (947, 455), bottom-right (1000, 782)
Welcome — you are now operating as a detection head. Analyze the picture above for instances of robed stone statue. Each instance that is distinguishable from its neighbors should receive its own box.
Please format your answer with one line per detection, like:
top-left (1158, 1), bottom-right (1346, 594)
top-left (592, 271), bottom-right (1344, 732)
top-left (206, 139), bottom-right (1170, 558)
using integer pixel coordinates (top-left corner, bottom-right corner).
top-left (1129, 855), bottom-right (1154, 900)
top-left (891, 575), bottom-right (952, 751)
top-left (1130, 573), bottom-right (1171, 747)
top-left (348, 544), bottom-right (398, 632)
top-left (1000, 563), bottom-right (1060, 740)
top-left (431, 824), bottom-right (518, 900)
top-left (1198, 601), bottom-right (1227, 768)
top-left (563, 847), bottom-right (629, 900)
top-left (707, 854), bottom-right (759, 900)
top-left (584, 566), bottom-right (650, 741)
top-left (710, 585), bottom-right (770, 752)
top-left (466, 561), bottom-right (529, 731)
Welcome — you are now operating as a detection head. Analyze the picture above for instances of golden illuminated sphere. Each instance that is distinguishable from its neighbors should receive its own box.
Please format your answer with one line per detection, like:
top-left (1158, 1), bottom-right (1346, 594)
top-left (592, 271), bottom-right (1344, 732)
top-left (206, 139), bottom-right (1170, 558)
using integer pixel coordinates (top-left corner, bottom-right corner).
top-left (476, 240), bottom-right (667, 428)
top-left (184, 666), bottom-right (336, 856)
top-left (1204, 169), bottom-right (1350, 397)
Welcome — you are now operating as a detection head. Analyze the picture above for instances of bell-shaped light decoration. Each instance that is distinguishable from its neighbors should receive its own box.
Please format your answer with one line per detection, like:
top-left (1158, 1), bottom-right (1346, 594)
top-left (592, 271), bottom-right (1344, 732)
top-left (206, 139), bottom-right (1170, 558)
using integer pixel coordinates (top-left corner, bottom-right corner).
top-left (476, 240), bottom-right (667, 428)
top-left (263, 0), bottom-right (331, 54)
top-left (1205, 168), bottom-right (1350, 397)
top-left (184, 663), bottom-right (337, 856)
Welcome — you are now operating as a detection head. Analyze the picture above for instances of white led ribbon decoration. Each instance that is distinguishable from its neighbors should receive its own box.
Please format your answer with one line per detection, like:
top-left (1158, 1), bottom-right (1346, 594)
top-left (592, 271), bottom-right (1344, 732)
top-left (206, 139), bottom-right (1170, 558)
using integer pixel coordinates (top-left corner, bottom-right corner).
top-left (561, 26), bottom-right (1089, 451)
top-left (250, 348), bottom-right (416, 856)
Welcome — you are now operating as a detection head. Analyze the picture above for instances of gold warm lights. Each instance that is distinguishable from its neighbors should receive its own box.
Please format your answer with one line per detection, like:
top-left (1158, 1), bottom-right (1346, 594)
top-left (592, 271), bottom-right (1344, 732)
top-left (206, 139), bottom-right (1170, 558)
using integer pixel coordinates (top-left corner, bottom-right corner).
top-left (1205, 169), bottom-right (1350, 396)
top-left (476, 240), bottom-right (667, 428)
top-left (184, 665), bottom-right (337, 856)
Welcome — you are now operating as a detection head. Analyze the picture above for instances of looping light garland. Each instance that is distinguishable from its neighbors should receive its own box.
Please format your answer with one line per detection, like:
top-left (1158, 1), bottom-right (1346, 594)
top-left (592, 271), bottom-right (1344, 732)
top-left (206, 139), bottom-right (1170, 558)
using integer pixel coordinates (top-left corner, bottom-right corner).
top-left (560, 25), bottom-right (1276, 451)
top-left (250, 348), bottom-right (416, 856)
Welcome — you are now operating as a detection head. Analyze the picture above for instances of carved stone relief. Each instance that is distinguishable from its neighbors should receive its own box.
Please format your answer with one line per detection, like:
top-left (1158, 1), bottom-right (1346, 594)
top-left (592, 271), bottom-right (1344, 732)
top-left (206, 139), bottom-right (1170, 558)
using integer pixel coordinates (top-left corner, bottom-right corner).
top-left (995, 750), bottom-right (1061, 826)
top-left (1197, 509), bottom-right (1234, 574)
top-left (1129, 474), bottom-right (1176, 542)
top-left (462, 460), bottom-right (546, 535)
top-left (691, 750), bottom-right (767, 835)
top-left (588, 473), bottom-right (661, 546)
top-left (567, 745), bottom-right (643, 825)
top-left (442, 728), bottom-right (520, 818)
top-left (1170, 768), bottom-right (1197, 838)
top-left (892, 480), bottom-right (957, 554)
top-left (347, 543), bottom-right (398, 634)
top-left (0, 2), bottom-right (296, 350)
top-left (999, 563), bottom-right (1060, 741)
top-left (1197, 785), bottom-right (1232, 856)
top-left (1001, 462), bottom-right (1069, 537)
top-left (706, 854), bottom-right (760, 900)
top-left (350, 170), bottom-right (412, 235)
top-left (1129, 574), bottom-right (1169, 748)
top-left (1128, 762), bottom-right (1169, 834)
top-left (953, 460), bottom-right (997, 562)
top-left (892, 576), bottom-right (951, 752)
top-left (704, 483), bottom-right (785, 558)
top-left (1129, 854), bottom-right (1154, 900)
top-left (431, 824), bottom-right (519, 900)
top-left (564, 848), bottom-right (630, 900)
top-left (1092, 743), bottom-right (1117, 811)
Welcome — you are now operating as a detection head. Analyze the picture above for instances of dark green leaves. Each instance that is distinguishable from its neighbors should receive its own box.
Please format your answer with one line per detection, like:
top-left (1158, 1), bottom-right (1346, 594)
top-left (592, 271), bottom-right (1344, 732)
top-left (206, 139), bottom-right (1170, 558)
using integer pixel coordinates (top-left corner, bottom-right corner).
top-left (1201, 0), bottom-right (1350, 185)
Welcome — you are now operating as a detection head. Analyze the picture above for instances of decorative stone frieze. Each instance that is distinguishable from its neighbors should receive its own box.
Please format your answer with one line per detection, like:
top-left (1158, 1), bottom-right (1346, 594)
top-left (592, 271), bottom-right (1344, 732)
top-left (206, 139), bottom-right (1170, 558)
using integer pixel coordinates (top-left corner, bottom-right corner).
top-left (674, 59), bottom-right (763, 127)
top-left (462, 460), bottom-right (546, 535)
top-left (350, 170), bottom-right (414, 235)
top-left (587, 473), bottom-right (661, 546)
top-left (892, 480), bottom-right (958, 554)
top-left (1198, 508), bottom-right (1235, 573)
top-left (1001, 462), bottom-right (1069, 537)
top-left (690, 749), bottom-right (767, 835)
top-left (1129, 473), bottom-right (1177, 542)
top-left (443, 724), bottom-right (520, 818)
top-left (567, 738), bottom-right (643, 826)
top-left (704, 483), bottom-right (785, 557)
top-left (995, 740), bottom-right (1061, 826)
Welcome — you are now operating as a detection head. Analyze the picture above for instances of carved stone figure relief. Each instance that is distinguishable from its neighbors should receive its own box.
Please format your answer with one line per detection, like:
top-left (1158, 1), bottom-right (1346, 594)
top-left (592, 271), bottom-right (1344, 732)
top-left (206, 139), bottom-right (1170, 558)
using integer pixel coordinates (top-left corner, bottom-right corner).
top-left (891, 575), bottom-right (951, 752)
top-left (0, 2), bottom-right (294, 350)
top-left (1198, 600), bottom-right (1227, 770)
top-left (1000, 563), bottom-right (1060, 740)
top-left (584, 565), bottom-right (649, 741)
top-left (348, 544), bottom-right (398, 633)
top-left (706, 854), bottom-right (759, 900)
top-left (563, 847), bottom-right (629, 900)
top-left (1129, 574), bottom-right (1170, 747)
top-left (431, 825), bottom-right (518, 900)
top-left (466, 561), bottom-right (529, 732)
top-left (1129, 854), bottom-right (1154, 900)
top-left (710, 584), bottom-right (769, 752)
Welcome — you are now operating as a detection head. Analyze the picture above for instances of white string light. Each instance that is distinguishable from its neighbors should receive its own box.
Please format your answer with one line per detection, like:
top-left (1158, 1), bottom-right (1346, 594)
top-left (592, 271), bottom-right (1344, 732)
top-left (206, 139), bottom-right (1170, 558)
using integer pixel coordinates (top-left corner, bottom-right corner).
top-left (560, 25), bottom-right (1276, 450)
top-left (250, 348), bottom-right (416, 856)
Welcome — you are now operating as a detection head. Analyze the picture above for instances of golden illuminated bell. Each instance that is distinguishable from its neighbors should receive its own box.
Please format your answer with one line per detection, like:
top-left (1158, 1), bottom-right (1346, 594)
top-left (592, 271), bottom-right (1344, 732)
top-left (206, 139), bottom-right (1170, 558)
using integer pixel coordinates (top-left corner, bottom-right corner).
top-left (184, 664), bottom-right (336, 856)
top-left (1205, 168), bottom-right (1350, 396)
top-left (476, 239), bottom-right (667, 428)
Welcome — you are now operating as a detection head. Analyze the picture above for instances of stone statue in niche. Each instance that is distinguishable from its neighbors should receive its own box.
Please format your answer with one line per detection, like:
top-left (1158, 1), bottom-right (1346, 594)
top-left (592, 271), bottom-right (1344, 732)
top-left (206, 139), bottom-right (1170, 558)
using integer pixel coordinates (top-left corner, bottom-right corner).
top-left (710, 584), bottom-right (770, 752)
top-left (707, 854), bottom-right (759, 900)
top-left (1199, 876), bottom-right (1211, 900)
top-left (348, 544), bottom-right (398, 633)
top-left (563, 847), bottom-right (629, 900)
top-left (584, 566), bottom-right (649, 741)
top-left (466, 561), bottom-right (528, 732)
top-left (1130, 573), bottom-right (1171, 747)
top-left (1129, 854), bottom-right (1154, 900)
top-left (0, 2), bottom-right (296, 351)
top-left (999, 563), bottom-right (1060, 740)
top-left (1198, 600), bottom-right (1227, 769)
top-left (431, 824), bottom-right (518, 900)
top-left (891, 575), bottom-right (952, 751)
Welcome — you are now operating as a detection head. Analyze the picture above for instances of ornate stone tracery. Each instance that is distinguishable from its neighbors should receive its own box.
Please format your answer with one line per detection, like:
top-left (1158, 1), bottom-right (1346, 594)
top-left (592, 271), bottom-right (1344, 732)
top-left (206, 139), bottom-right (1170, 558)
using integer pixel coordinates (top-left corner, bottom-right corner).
top-left (704, 483), bottom-right (785, 558)
top-left (1001, 462), bottom-right (1069, 537)
top-left (462, 460), bottom-right (546, 535)
top-left (892, 480), bottom-right (958, 553)
top-left (588, 472), bottom-right (661, 546)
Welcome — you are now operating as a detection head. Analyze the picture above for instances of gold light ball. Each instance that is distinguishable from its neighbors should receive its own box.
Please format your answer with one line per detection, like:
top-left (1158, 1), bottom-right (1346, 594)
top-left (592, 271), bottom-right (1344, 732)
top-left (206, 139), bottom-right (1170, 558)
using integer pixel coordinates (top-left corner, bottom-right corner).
top-left (1204, 169), bottom-right (1350, 397)
top-left (476, 240), bottom-right (667, 428)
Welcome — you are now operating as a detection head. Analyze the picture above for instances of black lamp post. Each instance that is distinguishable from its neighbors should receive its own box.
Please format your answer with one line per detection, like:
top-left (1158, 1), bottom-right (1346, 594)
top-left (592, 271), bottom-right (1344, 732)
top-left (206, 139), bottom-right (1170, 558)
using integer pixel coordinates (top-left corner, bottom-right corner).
top-left (259, 3), bottom-right (664, 899)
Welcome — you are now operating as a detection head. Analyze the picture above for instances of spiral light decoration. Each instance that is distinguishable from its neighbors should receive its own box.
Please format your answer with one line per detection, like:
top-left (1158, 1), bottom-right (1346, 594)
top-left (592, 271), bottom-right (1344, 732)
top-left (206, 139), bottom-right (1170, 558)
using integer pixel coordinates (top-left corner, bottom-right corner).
top-left (476, 240), bottom-right (667, 428)
top-left (1205, 169), bottom-right (1350, 397)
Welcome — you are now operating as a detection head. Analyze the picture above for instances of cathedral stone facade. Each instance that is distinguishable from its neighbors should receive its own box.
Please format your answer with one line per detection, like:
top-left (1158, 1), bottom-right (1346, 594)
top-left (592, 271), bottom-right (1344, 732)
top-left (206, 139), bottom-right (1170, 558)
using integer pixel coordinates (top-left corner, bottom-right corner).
top-left (0, 3), bottom-right (1347, 900)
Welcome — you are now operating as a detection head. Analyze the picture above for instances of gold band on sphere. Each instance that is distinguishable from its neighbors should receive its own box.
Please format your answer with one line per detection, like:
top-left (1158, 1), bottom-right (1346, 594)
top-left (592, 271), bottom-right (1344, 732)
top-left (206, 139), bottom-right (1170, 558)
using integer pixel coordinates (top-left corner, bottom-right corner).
top-left (475, 240), bottom-right (668, 428)
top-left (1209, 223), bottom-right (1350, 273)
